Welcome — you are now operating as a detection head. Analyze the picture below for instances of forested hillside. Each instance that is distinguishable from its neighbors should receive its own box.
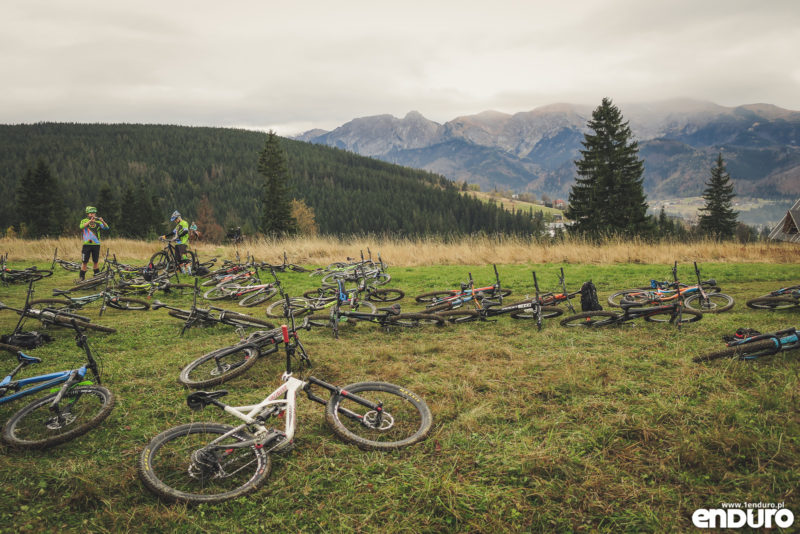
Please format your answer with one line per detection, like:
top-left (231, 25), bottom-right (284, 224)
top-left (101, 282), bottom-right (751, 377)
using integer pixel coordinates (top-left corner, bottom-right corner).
top-left (0, 123), bottom-right (543, 237)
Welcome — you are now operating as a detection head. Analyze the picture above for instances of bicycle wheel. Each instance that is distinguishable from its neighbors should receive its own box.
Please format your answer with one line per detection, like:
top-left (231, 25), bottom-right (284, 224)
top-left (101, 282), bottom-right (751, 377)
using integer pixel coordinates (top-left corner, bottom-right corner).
top-left (238, 288), bottom-right (278, 307)
top-left (28, 298), bottom-right (73, 312)
top-left (643, 308), bottom-right (703, 324)
top-left (608, 289), bottom-right (651, 307)
top-left (415, 290), bottom-right (456, 303)
top-left (367, 288), bottom-right (405, 302)
top-left (179, 345), bottom-right (260, 388)
top-left (745, 296), bottom-right (799, 310)
top-left (388, 313), bottom-right (445, 327)
top-left (436, 309), bottom-right (481, 324)
top-left (105, 296), bottom-right (150, 311)
top-left (303, 288), bottom-right (337, 301)
top-left (325, 382), bottom-right (432, 451)
top-left (222, 312), bottom-right (276, 330)
top-left (2, 385), bottom-right (115, 449)
top-left (693, 339), bottom-right (778, 363)
top-left (559, 311), bottom-right (619, 327)
top-left (150, 251), bottom-right (170, 271)
top-left (683, 293), bottom-right (734, 314)
top-left (266, 297), bottom-right (313, 318)
top-left (203, 285), bottom-right (236, 301)
top-left (509, 305), bottom-right (564, 320)
top-left (368, 273), bottom-right (391, 286)
top-left (137, 422), bottom-right (271, 504)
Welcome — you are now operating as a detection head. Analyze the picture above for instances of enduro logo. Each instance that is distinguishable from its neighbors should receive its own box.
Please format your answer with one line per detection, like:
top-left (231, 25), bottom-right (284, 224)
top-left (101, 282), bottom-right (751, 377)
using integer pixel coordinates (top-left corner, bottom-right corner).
top-left (692, 503), bottom-right (794, 529)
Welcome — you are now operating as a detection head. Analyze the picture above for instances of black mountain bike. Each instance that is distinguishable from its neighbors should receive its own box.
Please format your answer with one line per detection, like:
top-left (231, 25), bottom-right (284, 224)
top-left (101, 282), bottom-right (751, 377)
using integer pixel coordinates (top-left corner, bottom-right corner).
top-left (559, 298), bottom-right (702, 328)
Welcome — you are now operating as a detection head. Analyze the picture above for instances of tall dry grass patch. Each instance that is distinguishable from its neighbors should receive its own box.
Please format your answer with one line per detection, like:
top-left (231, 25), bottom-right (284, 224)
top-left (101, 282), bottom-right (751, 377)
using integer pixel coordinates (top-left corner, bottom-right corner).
top-left (2, 235), bottom-right (798, 266)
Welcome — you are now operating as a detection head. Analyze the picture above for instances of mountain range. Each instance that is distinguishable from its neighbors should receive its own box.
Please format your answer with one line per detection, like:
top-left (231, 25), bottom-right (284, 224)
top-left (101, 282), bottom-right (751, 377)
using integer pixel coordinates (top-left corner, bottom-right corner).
top-left (294, 99), bottom-right (800, 201)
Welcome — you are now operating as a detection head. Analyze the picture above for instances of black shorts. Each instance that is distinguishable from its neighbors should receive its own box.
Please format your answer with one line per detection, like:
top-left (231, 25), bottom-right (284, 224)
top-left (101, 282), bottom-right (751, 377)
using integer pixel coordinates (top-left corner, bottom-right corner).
top-left (81, 244), bottom-right (101, 264)
top-left (175, 244), bottom-right (188, 262)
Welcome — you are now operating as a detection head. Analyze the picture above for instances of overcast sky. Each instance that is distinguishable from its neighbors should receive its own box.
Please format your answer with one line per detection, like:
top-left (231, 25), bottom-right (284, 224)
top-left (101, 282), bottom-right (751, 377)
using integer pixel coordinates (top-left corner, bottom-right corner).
top-left (2, 0), bottom-right (799, 135)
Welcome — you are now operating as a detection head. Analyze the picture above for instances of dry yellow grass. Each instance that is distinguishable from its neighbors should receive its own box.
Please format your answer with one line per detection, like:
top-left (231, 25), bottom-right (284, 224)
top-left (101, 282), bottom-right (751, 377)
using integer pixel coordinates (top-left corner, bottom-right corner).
top-left (2, 235), bottom-right (798, 266)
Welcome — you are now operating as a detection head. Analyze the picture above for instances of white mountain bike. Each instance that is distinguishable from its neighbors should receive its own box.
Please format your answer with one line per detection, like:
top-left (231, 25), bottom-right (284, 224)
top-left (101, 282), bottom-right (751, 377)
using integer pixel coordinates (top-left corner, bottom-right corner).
top-left (137, 305), bottom-right (432, 504)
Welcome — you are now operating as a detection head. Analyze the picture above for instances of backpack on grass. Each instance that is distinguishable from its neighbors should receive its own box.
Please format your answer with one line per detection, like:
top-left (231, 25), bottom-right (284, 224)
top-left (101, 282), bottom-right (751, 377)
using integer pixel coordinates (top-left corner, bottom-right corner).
top-left (1, 331), bottom-right (53, 349)
top-left (580, 281), bottom-right (603, 312)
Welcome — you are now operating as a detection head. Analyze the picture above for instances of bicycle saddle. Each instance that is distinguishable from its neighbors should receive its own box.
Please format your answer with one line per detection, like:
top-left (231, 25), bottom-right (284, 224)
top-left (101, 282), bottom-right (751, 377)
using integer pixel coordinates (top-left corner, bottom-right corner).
top-left (619, 299), bottom-right (646, 310)
top-left (377, 304), bottom-right (401, 315)
top-left (187, 390), bottom-right (229, 411)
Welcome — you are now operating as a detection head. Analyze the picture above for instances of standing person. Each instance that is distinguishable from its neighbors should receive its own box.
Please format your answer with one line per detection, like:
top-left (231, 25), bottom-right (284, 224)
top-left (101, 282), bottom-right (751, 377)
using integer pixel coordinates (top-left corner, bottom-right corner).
top-left (79, 206), bottom-right (109, 280)
top-left (162, 210), bottom-right (191, 273)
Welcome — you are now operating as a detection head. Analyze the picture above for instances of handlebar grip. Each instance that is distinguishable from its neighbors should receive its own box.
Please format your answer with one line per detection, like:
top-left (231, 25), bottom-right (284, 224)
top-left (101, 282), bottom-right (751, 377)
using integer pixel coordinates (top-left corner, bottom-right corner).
top-left (281, 325), bottom-right (290, 343)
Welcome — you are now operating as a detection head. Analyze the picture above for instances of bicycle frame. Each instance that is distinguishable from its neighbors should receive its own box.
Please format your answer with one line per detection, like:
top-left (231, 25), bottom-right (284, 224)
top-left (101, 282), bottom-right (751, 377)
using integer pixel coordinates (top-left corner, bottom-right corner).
top-left (724, 327), bottom-right (799, 359)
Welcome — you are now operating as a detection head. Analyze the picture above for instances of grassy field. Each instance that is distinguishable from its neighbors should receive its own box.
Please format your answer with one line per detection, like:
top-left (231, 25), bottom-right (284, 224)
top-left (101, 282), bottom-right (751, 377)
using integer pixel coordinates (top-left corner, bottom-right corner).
top-left (0, 246), bottom-right (798, 533)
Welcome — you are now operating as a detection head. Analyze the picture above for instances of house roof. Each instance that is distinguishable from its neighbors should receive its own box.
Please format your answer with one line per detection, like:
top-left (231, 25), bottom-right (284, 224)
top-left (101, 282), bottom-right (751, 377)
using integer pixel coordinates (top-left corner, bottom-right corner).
top-left (769, 199), bottom-right (800, 243)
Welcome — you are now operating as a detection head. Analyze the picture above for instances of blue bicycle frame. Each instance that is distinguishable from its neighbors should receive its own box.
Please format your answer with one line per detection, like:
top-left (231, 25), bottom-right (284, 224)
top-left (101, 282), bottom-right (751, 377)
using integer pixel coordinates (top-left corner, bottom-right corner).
top-left (0, 351), bottom-right (92, 405)
top-left (729, 327), bottom-right (799, 360)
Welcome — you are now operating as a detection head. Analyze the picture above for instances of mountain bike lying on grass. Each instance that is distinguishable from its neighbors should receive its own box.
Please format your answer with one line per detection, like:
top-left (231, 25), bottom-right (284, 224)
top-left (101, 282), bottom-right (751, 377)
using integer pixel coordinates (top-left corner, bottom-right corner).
top-left (559, 296), bottom-right (702, 329)
top-left (1, 253), bottom-right (53, 285)
top-left (0, 281), bottom-right (116, 334)
top-left (607, 262), bottom-right (734, 314)
top-left (261, 251), bottom-right (310, 273)
top-left (437, 271), bottom-right (563, 329)
top-left (30, 272), bottom-right (149, 316)
top-left (416, 265), bottom-right (512, 313)
top-left (0, 321), bottom-right (115, 449)
top-left (303, 263), bottom-right (404, 304)
top-left (202, 266), bottom-right (279, 307)
top-left (138, 312), bottom-right (432, 504)
top-left (265, 269), bottom-right (378, 318)
top-left (693, 327), bottom-right (799, 362)
top-left (50, 248), bottom-right (82, 272)
top-left (745, 285), bottom-right (800, 311)
top-left (309, 284), bottom-right (443, 337)
top-left (152, 281), bottom-right (274, 336)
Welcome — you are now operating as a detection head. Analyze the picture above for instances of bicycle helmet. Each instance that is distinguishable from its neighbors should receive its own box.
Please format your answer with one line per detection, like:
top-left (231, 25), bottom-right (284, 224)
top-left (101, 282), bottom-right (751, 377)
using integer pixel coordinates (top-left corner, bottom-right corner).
top-left (170, 210), bottom-right (181, 221)
top-left (85, 206), bottom-right (97, 214)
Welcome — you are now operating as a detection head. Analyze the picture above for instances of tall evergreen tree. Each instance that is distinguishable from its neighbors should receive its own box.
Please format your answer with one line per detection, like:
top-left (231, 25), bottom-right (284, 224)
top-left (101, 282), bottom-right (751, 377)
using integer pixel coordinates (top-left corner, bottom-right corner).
top-left (258, 131), bottom-right (296, 236)
top-left (698, 153), bottom-right (738, 239)
top-left (96, 185), bottom-right (118, 234)
top-left (15, 159), bottom-right (65, 237)
top-left (565, 98), bottom-right (649, 238)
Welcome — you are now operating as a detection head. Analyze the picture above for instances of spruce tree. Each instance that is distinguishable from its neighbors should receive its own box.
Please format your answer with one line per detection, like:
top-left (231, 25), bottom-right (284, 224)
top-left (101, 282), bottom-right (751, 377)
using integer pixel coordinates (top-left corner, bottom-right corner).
top-left (698, 153), bottom-right (738, 239)
top-left (15, 159), bottom-right (65, 237)
top-left (258, 131), bottom-right (296, 236)
top-left (565, 98), bottom-right (649, 238)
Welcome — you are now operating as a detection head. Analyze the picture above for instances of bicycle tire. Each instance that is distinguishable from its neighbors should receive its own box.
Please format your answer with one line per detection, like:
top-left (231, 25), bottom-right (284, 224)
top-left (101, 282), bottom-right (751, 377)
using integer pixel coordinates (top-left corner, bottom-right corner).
top-left (368, 273), bottom-right (391, 286)
top-left (50, 314), bottom-right (117, 333)
top-left (415, 290), bottom-right (456, 303)
top-left (559, 311), bottom-right (619, 327)
top-left (325, 382), bottom-right (432, 451)
top-left (203, 285), bottom-right (236, 301)
top-left (302, 288), bottom-right (337, 301)
top-left (179, 345), bottom-right (260, 388)
top-left (693, 339), bottom-right (778, 363)
top-left (608, 289), bottom-right (652, 307)
top-left (138, 422), bottom-right (271, 504)
top-left (28, 298), bottom-right (74, 312)
top-left (436, 309), bottom-right (481, 324)
top-left (745, 296), bottom-right (799, 310)
top-left (266, 297), bottom-right (313, 318)
top-left (149, 251), bottom-right (170, 271)
top-left (366, 288), bottom-right (405, 303)
top-left (387, 313), bottom-right (445, 327)
top-left (683, 293), bottom-right (734, 314)
top-left (105, 297), bottom-right (150, 311)
top-left (29, 269), bottom-right (53, 279)
top-left (238, 288), bottom-right (278, 307)
top-left (67, 276), bottom-right (109, 292)
top-left (2, 385), bottom-right (115, 449)
top-left (222, 312), bottom-right (276, 330)
top-left (509, 305), bottom-right (564, 320)
top-left (643, 308), bottom-right (703, 324)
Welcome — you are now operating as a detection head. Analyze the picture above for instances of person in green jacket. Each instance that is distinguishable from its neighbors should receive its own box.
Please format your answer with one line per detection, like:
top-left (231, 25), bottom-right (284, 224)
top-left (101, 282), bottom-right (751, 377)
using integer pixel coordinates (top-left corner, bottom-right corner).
top-left (79, 206), bottom-right (109, 280)
top-left (161, 210), bottom-right (191, 273)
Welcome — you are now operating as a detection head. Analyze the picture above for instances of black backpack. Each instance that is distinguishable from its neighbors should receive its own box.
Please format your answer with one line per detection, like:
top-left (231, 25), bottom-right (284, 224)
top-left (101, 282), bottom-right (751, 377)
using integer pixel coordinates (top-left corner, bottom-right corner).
top-left (580, 281), bottom-right (603, 312)
top-left (1, 331), bottom-right (52, 349)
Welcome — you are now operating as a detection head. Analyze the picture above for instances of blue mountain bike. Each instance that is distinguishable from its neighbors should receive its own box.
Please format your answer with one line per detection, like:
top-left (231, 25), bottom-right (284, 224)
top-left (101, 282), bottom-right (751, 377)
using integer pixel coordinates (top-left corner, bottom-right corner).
top-left (0, 321), bottom-right (115, 449)
top-left (693, 327), bottom-right (800, 362)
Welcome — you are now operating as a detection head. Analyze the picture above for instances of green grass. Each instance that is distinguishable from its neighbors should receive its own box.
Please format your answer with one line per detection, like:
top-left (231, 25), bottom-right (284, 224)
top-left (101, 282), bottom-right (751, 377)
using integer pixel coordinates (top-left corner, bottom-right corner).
top-left (0, 261), bottom-right (798, 533)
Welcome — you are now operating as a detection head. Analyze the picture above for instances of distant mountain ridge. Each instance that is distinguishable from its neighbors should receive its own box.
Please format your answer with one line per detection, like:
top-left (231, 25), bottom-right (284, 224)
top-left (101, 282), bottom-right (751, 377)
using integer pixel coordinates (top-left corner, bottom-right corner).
top-left (294, 99), bottom-right (800, 199)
